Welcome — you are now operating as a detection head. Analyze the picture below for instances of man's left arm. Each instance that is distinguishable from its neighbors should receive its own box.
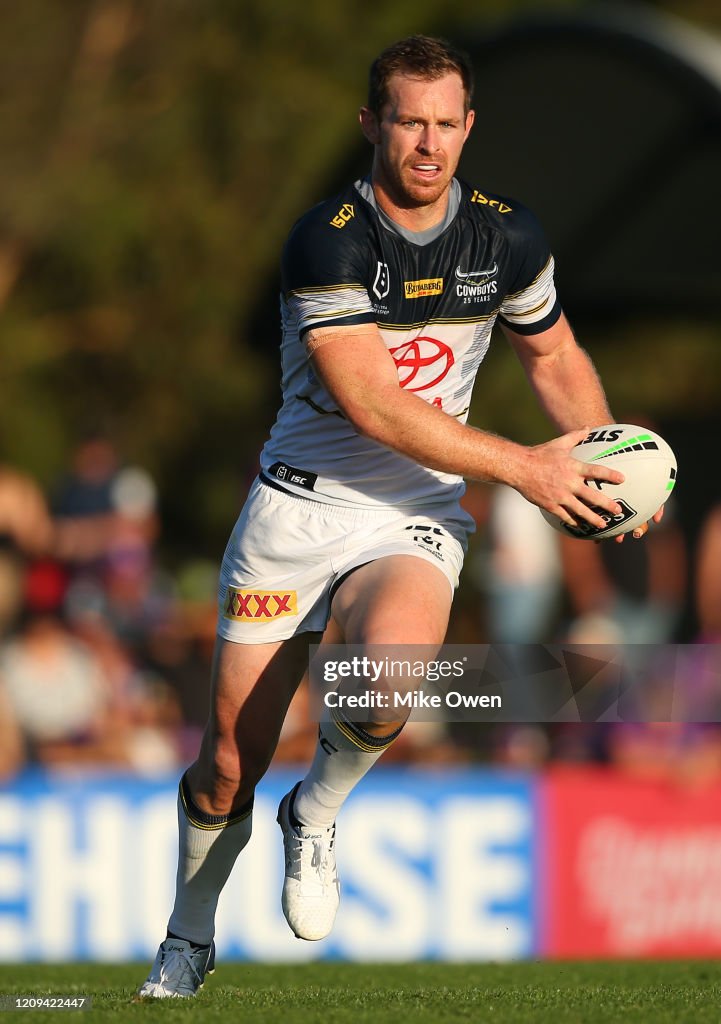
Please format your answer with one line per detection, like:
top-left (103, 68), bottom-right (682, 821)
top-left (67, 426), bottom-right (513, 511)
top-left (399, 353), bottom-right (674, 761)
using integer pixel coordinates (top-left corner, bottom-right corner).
top-left (502, 313), bottom-right (662, 539)
top-left (501, 312), bottom-right (612, 432)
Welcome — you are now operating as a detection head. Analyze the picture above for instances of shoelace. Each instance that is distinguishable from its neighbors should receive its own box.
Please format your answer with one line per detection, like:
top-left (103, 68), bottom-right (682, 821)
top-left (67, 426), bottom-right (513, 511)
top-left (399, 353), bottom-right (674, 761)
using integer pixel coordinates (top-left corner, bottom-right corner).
top-left (311, 839), bottom-right (326, 876)
top-left (158, 949), bottom-right (203, 992)
top-left (288, 829), bottom-right (336, 885)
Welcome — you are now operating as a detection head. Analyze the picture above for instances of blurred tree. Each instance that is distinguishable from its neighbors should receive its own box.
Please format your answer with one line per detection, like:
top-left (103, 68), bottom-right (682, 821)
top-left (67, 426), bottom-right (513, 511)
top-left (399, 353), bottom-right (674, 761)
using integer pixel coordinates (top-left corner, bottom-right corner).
top-left (0, 0), bottom-right (458, 550)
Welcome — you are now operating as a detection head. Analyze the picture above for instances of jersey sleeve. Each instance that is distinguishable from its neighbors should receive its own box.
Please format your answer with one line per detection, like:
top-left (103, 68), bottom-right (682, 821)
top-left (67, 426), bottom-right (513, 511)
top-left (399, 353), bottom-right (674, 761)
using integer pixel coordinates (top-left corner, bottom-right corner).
top-left (281, 199), bottom-right (377, 337)
top-left (497, 205), bottom-right (562, 336)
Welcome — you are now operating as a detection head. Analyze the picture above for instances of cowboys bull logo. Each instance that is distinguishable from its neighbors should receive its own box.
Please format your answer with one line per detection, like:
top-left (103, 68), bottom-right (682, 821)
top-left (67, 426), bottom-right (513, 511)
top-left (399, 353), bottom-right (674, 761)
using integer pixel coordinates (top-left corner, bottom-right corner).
top-left (224, 587), bottom-right (298, 622)
top-left (389, 336), bottom-right (454, 393)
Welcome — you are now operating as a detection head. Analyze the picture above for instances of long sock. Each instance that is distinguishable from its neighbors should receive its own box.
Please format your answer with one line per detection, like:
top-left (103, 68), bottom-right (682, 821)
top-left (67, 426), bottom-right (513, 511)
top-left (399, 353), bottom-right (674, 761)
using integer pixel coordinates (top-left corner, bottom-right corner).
top-left (167, 772), bottom-right (253, 946)
top-left (293, 710), bottom-right (403, 828)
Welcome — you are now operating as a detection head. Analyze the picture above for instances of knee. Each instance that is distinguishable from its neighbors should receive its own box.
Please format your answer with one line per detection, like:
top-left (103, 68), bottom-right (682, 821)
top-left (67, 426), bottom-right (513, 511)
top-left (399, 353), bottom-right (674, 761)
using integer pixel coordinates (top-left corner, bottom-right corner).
top-left (193, 733), bottom-right (269, 808)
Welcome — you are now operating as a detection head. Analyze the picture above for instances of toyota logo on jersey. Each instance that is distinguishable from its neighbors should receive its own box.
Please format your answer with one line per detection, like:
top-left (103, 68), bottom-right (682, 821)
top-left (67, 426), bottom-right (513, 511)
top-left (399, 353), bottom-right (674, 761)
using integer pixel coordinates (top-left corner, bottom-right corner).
top-left (389, 337), bottom-right (455, 392)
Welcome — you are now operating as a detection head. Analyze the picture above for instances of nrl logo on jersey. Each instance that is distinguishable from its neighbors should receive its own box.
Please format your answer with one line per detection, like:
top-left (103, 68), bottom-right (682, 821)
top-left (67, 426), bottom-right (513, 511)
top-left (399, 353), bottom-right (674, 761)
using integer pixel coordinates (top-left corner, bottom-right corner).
top-left (404, 278), bottom-right (443, 299)
top-left (373, 261), bottom-right (390, 300)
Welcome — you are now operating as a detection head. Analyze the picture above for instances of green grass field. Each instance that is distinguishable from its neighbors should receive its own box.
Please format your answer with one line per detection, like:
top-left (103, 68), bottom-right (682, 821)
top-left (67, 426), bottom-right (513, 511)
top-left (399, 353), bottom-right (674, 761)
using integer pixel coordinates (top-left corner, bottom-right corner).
top-left (1, 961), bottom-right (720, 1022)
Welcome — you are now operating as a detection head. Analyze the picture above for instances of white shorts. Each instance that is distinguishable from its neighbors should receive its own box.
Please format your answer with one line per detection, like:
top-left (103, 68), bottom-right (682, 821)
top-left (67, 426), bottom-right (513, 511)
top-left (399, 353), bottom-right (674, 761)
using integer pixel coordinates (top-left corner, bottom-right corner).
top-left (217, 478), bottom-right (475, 644)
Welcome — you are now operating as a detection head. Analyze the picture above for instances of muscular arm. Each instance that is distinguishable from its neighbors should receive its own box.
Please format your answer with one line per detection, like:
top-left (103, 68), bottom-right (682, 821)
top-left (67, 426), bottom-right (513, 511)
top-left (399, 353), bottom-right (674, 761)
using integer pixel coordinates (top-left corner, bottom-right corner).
top-left (501, 313), bottom-right (612, 432)
top-left (308, 321), bottom-right (624, 530)
top-left (503, 315), bottom-right (663, 540)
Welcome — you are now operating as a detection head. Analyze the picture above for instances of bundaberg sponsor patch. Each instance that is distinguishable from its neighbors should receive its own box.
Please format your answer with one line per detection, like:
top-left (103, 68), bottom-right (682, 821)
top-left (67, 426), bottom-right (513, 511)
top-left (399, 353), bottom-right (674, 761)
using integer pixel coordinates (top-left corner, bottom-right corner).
top-left (404, 278), bottom-right (443, 299)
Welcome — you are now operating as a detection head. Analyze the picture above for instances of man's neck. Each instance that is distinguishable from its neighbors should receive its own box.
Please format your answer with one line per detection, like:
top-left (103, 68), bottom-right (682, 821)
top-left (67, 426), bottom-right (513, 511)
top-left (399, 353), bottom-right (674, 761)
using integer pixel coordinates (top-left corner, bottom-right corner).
top-left (357, 177), bottom-right (460, 246)
top-left (370, 179), bottom-right (451, 233)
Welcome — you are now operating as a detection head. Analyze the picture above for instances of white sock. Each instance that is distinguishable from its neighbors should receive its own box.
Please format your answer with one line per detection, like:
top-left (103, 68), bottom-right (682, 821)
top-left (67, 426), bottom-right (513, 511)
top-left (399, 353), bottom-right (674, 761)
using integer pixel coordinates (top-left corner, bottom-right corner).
top-left (293, 711), bottom-right (403, 828)
top-left (167, 773), bottom-right (253, 946)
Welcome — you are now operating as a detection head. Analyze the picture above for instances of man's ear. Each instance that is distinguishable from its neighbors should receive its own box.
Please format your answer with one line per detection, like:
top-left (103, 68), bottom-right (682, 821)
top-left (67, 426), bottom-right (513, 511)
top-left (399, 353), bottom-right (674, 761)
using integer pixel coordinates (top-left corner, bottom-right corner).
top-left (359, 106), bottom-right (380, 145)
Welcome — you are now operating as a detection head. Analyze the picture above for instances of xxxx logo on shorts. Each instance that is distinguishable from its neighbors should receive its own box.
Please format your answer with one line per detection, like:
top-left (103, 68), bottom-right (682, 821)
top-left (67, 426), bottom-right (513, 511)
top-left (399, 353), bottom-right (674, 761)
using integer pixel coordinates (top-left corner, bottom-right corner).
top-left (224, 587), bottom-right (298, 621)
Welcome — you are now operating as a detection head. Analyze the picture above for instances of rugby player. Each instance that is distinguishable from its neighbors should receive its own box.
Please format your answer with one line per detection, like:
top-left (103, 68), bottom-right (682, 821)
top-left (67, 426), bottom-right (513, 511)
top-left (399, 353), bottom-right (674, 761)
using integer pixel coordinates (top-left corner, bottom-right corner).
top-left (140, 34), bottom-right (653, 997)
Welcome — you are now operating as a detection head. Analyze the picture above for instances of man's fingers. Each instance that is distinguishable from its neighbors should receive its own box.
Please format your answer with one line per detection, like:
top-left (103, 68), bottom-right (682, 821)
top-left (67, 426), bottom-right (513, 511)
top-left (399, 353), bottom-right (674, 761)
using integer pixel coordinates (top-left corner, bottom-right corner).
top-left (574, 500), bottom-right (614, 531)
top-left (555, 500), bottom-right (664, 542)
top-left (566, 425), bottom-right (591, 445)
top-left (545, 426), bottom-right (591, 452)
top-left (581, 462), bottom-right (625, 486)
top-left (578, 483), bottom-right (622, 519)
top-left (555, 497), bottom-right (617, 532)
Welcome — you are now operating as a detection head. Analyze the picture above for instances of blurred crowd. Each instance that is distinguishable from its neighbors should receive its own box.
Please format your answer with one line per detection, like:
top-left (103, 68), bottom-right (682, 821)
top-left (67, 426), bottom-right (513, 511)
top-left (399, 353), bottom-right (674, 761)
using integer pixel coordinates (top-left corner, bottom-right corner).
top-left (0, 436), bottom-right (212, 781)
top-left (0, 437), bottom-right (720, 786)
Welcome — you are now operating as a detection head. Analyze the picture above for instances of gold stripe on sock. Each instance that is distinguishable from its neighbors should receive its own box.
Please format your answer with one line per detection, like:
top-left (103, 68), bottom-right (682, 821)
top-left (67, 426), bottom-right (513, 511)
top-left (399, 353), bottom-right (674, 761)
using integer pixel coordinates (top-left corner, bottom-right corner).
top-left (330, 712), bottom-right (400, 754)
top-left (179, 778), bottom-right (253, 831)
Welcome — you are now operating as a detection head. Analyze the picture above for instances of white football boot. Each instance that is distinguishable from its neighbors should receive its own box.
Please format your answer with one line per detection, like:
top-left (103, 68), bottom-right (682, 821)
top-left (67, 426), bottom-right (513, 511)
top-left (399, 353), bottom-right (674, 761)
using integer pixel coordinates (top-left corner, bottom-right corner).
top-left (277, 786), bottom-right (340, 940)
top-left (138, 937), bottom-right (215, 998)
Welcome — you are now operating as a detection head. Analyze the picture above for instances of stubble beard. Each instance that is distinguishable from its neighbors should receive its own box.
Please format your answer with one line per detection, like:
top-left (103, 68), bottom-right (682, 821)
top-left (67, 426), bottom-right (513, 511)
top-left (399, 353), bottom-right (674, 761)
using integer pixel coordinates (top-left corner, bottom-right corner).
top-left (381, 154), bottom-right (453, 210)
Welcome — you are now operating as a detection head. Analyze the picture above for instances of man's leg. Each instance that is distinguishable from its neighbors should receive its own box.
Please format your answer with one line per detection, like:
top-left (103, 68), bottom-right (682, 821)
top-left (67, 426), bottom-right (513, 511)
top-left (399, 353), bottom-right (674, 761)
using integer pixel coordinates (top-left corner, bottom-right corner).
top-left (279, 555), bottom-right (452, 939)
top-left (296, 554), bottom-right (452, 822)
top-left (140, 633), bottom-right (308, 997)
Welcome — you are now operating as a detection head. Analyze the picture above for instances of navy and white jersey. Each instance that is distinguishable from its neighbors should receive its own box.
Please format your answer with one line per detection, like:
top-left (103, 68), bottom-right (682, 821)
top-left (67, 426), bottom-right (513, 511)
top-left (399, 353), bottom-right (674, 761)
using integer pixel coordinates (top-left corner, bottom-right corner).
top-left (259, 177), bottom-right (562, 509)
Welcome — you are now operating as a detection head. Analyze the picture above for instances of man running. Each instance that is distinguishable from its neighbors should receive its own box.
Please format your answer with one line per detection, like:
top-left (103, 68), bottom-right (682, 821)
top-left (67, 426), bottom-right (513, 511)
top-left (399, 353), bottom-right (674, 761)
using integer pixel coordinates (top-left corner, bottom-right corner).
top-left (140, 34), bottom-right (643, 998)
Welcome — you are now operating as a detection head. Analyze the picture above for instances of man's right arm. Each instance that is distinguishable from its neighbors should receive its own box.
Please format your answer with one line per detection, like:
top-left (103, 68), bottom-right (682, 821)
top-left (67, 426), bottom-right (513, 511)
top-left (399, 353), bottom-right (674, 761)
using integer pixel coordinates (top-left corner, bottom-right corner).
top-left (308, 323), bottom-right (624, 532)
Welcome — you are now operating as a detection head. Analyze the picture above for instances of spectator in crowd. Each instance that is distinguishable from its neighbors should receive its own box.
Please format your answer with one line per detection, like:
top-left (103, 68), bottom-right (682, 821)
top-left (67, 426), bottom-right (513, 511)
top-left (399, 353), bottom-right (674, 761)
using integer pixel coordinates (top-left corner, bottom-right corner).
top-left (695, 500), bottom-right (721, 640)
top-left (0, 466), bottom-right (54, 557)
top-left (0, 544), bottom-right (26, 639)
top-left (52, 433), bottom-right (119, 518)
top-left (0, 557), bottom-right (184, 774)
top-left (52, 437), bottom-right (169, 644)
top-left (66, 589), bottom-right (185, 775)
top-left (51, 434), bottom-right (120, 563)
top-left (141, 597), bottom-right (219, 764)
top-left (0, 559), bottom-right (124, 769)
top-left (604, 722), bottom-right (721, 788)
top-left (0, 683), bottom-right (24, 779)
top-left (96, 465), bottom-right (170, 647)
top-left (482, 483), bottom-right (563, 643)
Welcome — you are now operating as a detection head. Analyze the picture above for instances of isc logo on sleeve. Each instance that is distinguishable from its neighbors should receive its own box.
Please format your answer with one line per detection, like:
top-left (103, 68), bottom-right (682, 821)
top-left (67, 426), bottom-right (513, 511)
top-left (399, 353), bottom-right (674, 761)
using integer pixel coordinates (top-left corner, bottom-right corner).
top-left (224, 587), bottom-right (298, 621)
top-left (329, 203), bottom-right (354, 229)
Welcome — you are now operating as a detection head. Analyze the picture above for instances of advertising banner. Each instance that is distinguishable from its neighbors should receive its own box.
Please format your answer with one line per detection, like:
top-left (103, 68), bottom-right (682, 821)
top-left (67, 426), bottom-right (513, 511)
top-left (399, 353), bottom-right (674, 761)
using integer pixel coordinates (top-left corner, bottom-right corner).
top-left (542, 766), bottom-right (721, 957)
top-left (0, 770), bottom-right (536, 963)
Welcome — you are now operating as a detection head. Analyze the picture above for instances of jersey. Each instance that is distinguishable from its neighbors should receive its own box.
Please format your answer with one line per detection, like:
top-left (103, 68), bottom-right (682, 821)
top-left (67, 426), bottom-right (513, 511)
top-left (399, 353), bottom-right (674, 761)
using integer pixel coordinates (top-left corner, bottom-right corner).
top-left (259, 177), bottom-right (562, 509)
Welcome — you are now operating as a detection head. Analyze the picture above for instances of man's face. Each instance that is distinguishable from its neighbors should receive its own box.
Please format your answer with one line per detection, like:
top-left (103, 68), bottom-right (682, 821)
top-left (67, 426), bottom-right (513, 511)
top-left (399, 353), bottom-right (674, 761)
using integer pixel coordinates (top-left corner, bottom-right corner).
top-left (361, 72), bottom-right (474, 210)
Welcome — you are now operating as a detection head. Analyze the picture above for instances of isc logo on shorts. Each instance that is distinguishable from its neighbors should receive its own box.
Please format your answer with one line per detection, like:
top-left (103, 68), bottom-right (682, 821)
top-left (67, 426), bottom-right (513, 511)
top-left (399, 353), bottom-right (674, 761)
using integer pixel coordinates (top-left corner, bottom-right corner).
top-left (224, 587), bottom-right (298, 621)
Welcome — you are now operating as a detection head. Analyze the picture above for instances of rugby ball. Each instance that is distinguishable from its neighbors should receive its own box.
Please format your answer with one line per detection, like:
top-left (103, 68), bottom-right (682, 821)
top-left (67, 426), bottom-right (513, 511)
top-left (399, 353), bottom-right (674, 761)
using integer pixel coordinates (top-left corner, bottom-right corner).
top-left (540, 423), bottom-right (677, 540)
